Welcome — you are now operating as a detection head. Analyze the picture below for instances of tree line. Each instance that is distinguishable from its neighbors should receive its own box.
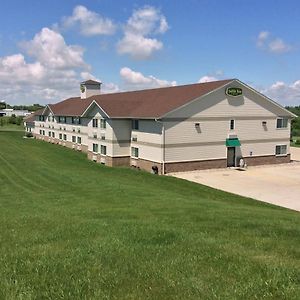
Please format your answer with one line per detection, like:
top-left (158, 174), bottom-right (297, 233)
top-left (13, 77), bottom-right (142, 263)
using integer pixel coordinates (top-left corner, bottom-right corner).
top-left (286, 106), bottom-right (300, 137)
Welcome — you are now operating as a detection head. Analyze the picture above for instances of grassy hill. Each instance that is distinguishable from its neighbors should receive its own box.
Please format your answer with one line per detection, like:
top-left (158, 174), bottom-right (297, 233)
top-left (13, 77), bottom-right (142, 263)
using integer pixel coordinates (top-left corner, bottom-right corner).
top-left (0, 131), bottom-right (299, 299)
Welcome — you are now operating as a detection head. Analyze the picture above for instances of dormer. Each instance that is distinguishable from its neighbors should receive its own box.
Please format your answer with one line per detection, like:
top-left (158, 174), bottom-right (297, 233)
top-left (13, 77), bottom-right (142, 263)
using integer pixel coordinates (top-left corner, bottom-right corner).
top-left (80, 79), bottom-right (101, 99)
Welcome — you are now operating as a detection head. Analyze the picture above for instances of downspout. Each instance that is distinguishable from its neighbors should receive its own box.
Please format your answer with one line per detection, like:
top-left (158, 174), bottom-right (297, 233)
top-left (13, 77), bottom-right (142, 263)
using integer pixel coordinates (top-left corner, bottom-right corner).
top-left (155, 118), bottom-right (165, 175)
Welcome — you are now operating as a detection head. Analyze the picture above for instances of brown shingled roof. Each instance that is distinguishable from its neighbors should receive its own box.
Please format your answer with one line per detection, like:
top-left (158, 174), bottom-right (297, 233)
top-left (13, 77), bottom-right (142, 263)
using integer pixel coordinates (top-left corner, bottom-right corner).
top-left (43, 79), bottom-right (233, 118)
top-left (93, 79), bottom-right (233, 118)
top-left (24, 109), bottom-right (44, 123)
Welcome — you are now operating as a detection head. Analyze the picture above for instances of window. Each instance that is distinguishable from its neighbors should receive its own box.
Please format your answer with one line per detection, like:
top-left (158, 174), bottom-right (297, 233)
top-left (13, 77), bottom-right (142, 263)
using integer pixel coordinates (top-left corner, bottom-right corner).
top-left (39, 115), bottom-right (45, 121)
top-left (92, 119), bottom-right (98, 128)
top-left (72, 136), bottom-right (76, 143)
top-left (93, 143), bottom-right (99, 153)
top-left (132, 136), bottom-right (137, 142)
top-left (43, 130), bottom-right (45, 136)
top-left (77, 136), bottom-right (82, 144)
top-left (131, 147), bottom-right (139, 158)
top-left (230, 119), bottom-right (235, 130)
top-left (93, 133), bottom-right (97, 139)
top-left (39, 130), bottom-right (42, 135)
top-left (59, 133), bottom-right (62, 140)
top-left (100, 119), bottom-right (106, 129)
top-left (101, 134), bottom-right (105, 140)
top-left (63, 134), bottom-right (67, 141)
top-left (58, 116), bottom-right (66, 123)
top-left (48, 131), bottom-right (51, 137)
top-left (52, 132), bottom-right (55, 138)
top-left (132, 119), bottom-right (139, 130)
top-left (276, 118), bottom-right (288, 129)
top-left (275, 145), bottom-right (287, 156)
top-left (72, 128), bottom-right (75, 132)
top-left (72, 117), bottom-right (81, 124)
top-left (52, 116), bottom-right (55, 122)
top-left (48, 116), bottom-right (51, 121)
top-left (101, 145), bottom-right (107, 155)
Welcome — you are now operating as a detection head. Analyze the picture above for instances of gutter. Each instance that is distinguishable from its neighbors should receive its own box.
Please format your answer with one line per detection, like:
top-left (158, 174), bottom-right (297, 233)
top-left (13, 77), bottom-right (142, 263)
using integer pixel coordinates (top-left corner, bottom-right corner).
top-left (155, 118), bottom-right (165, 175)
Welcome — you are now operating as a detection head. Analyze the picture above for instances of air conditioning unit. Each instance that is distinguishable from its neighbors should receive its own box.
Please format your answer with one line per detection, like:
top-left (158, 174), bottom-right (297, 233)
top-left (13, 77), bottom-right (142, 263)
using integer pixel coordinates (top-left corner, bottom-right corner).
top-left (100, 157), bottom-right (106, 164)
top-left (92, 155), bottom-right (97, 162)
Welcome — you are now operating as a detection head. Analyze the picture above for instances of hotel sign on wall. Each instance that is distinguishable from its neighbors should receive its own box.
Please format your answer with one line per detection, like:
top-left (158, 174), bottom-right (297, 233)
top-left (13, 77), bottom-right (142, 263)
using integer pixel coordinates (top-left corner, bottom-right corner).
top-left (226, 87), bottom-right (242, 97)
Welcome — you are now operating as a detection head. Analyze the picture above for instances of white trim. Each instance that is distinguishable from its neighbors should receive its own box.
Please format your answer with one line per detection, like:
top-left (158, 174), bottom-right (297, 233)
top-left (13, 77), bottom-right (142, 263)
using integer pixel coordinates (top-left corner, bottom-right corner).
top-left (161, 80), bottom-right (234, 118)
top-left (235, 80), bottom-right (297, 118)
top-left (81, 100), bottom-right (110, 118)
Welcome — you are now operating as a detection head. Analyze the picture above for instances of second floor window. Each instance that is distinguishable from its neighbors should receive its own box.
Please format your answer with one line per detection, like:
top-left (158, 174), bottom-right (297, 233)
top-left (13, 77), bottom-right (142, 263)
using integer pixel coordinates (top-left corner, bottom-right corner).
top-left (276, 118), bottom-right (288, 129)
top-left (230, 119), bottom-right (235, 130)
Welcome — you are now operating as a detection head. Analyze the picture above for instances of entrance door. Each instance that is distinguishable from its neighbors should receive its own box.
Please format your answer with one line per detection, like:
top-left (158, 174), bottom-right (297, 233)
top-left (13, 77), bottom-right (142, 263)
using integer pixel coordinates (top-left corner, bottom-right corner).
top-left (227, 147), bottom-right (235, 167)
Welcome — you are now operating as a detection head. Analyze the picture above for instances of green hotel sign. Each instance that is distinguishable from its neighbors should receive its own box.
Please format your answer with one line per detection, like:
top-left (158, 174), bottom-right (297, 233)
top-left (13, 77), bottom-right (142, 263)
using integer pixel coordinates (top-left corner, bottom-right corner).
top-left (226, 87), bottom-right (242, 97)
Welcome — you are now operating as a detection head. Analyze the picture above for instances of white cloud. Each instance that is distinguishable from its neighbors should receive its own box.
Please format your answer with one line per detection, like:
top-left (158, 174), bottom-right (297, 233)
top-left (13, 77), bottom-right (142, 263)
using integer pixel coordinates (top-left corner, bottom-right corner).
top-left (117, 6), bottom-right (169, 60)
top-left (198, 75), bottom-right (218, 83)
top-left (262, 80), bottom-right (300, 106)
top-left (268, 38), bottom-right (291, 54)
top-left (61, 5), bottom-right (116, 36)
top-left (120, 67), bottom-right (176, 90)
top-left (22, 27), bottom-right (88, 69)
top-left (0, 27), bottom-right (100, 104)
top-left (256, 31), bottom-right (292, 54)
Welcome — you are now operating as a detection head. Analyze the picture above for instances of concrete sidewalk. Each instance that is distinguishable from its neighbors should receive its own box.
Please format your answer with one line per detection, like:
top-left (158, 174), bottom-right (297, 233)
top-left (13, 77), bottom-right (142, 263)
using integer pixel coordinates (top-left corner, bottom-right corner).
top-left (171, 147), bottom-right (300, 212)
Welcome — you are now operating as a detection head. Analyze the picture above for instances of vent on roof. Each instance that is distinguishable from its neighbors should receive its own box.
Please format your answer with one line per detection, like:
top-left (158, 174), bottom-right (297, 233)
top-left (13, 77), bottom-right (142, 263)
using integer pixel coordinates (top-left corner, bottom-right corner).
top-left (80, 79), bottom-right (102, 99)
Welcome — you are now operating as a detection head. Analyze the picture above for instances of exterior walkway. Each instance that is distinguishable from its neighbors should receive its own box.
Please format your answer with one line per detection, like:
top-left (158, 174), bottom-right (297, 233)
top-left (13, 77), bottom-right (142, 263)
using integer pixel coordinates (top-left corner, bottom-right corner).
top-left (171, 147), bottom-right (300, 212)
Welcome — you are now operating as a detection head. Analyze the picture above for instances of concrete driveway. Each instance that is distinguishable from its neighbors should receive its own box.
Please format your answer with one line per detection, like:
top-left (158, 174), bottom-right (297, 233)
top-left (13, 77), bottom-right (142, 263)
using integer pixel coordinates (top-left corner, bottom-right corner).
top-left (171, 147), bottom-right (300, 212)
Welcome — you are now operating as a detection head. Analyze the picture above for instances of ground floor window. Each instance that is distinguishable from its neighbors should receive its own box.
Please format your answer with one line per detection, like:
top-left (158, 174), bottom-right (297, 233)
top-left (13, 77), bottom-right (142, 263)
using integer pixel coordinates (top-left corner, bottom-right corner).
top-left (63, 134), bottom-right (67, 141)
top-left (275, 145), bottom-right (287, 156)
top-left (59, 133), bottom-right (62, 140)
top-left (72, 136), bottom-right (76, 143)
top-left (52, 132), bottom-right (55, 138)
top-left (101, 145), bottom-right (107, 155)
top-left (48, 131), bottom-right (51, 137)
top-left (77, 136), bottom-right (82, 144)
top-left (131, 147), bottom-right (139, 158)
top-left (93, 143), bottom-right (99, 153)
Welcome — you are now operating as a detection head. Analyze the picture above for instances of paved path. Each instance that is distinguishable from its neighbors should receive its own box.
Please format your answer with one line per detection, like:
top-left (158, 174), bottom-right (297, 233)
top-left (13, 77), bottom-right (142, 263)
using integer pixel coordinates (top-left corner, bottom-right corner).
top-left (171, 147), bottom-right (300, 212)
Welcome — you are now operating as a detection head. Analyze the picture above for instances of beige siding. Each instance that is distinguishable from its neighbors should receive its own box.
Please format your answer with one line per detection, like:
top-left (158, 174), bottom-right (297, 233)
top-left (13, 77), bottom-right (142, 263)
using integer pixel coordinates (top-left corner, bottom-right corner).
top-left (165, 80), bottom-right (290, 119)
top-left (111, 119), bottom-right (131, 156)
top-left (132, 120), bottom-right (162, 162)
top-left (164, 80), bottom-right (291, 162)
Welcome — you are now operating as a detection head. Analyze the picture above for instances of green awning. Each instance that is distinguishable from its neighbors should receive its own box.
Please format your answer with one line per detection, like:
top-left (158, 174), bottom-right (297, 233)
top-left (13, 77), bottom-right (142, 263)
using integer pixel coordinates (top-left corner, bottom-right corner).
top-left (226, 138), bottom-right (241, 147)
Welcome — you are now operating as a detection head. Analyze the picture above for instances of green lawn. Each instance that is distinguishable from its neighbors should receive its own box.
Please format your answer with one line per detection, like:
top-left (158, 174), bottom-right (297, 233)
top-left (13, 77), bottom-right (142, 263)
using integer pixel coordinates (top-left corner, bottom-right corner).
top-left (0, 131), bottom-right (300, 299)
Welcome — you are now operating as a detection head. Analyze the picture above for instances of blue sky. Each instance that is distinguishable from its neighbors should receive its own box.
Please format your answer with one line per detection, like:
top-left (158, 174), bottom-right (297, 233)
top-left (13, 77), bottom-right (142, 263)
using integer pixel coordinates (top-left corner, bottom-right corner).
top-left (0, 0), bottom-right (299, 105)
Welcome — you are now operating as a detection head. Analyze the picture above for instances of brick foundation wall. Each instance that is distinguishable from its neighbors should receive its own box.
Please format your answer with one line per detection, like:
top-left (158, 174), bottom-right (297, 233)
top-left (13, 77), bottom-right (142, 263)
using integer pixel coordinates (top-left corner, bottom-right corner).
top-left (107, 156), bottom-right (130, 167)
top-left (165, 158), bottom-right (227, 173)
top-left (130, 158), bottom-right (162, 174)
top-left (244, 154), bottom-right (290, 166)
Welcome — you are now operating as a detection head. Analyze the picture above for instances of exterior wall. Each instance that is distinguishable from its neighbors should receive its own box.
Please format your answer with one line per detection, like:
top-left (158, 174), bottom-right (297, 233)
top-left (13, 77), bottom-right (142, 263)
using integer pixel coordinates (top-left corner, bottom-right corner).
top-left (163, 80), bottom-right (291, 165)
top-left (131, 120), bottom-right (162, 163)
top-left (30, 80), bottom-right (293, 174)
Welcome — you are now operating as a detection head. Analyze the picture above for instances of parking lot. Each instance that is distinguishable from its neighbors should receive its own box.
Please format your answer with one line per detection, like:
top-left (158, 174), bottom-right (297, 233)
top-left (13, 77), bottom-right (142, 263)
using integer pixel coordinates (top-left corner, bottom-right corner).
top-left (171, 147), bottom-right (300, 212)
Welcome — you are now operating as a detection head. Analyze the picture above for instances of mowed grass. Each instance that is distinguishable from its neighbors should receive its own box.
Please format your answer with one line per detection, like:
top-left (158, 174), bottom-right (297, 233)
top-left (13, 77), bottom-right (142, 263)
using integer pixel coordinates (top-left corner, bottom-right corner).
top-left (0, 132), bottom-right (300, 299)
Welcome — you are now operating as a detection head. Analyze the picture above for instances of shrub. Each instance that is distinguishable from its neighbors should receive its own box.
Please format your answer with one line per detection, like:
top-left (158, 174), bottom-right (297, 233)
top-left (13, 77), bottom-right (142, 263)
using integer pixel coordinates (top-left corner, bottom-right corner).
top-left (295, 139), bottom-right (300, 145)
top-left (25, 132), bottom-right (33, 138)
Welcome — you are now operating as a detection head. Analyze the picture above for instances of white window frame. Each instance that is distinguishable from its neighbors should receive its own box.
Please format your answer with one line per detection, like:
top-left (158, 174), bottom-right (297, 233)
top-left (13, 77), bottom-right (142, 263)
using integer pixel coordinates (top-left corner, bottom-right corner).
top-left (275, 144), bottom-right (287, 156)
top-left (100, 145), bottom-right (107, 155)
top-left (131, 147), bottom-right (139, 158)
top-left (230, 119), bottom-right (235, 130)
top-left (92, 118), bottom-right (98, 128)
top-left (77, 136), bottom-right (82, 144)
top-left (92, 143), bottom-right (99, 153)
top-left (276, 117), bottom-right (288, 129)
top-left (100, 119), bottom-right (106, 129)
